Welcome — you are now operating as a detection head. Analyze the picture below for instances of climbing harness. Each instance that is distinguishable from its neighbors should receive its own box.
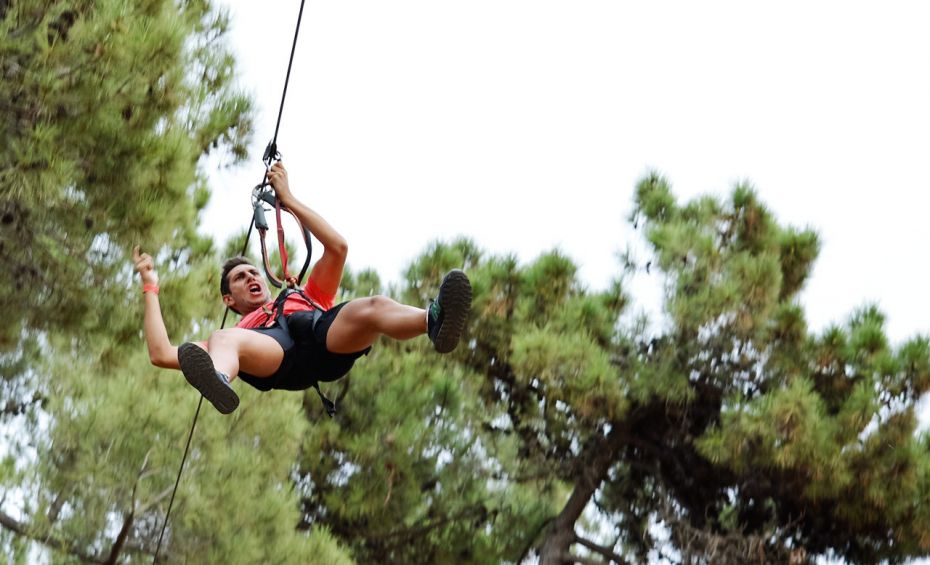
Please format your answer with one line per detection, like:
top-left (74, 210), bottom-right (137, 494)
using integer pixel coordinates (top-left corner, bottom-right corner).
top-left (258, 287), bottom-right (337, 417)
top-left (152, 0), bottom-right (309, 561)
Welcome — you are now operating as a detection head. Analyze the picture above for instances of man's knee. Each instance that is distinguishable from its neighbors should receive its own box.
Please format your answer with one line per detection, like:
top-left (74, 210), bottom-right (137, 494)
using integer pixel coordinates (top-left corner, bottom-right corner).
top-left (359, 295), bottom-right (392, 313)
top-left (342, 295), bottom-right (393, 326)
top-left (209, 328), bottom-right (244, 346)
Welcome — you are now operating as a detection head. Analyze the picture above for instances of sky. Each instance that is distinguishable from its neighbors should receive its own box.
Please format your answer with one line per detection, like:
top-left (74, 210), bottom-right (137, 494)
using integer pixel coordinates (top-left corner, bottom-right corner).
top-left (205, 1), bottom-right (930, 349)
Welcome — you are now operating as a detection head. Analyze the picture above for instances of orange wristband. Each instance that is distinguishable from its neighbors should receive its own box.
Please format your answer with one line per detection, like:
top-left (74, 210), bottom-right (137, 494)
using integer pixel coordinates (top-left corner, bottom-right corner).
top-left (142, 284), bottom-right (160, 295)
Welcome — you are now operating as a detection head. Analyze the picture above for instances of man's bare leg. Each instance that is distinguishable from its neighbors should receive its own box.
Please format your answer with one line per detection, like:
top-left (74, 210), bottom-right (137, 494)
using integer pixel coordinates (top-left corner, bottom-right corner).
top-left (326, 296), bottom-right (427, 354)
top-left (178, 329), bottom-right (284, 414)
top-left (204, 328), bottom-right (284, 381)
top-left (326, 269), bottom-right (472, 355)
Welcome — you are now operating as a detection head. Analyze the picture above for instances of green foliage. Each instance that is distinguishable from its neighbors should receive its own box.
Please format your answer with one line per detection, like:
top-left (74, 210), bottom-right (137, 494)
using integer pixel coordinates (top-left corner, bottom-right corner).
top-left (302, 179), bottom-right (930, 564)
top-left (698, 378), bottom-right (842, 484)
top-left (3, 4), bottom-right (929, 560)
top-left (512, 327), bottom-right (624, 421)
top-left (296, 261), bottom-right (533, 563)
top-left (293, 241), bottom-right (631, 562)
top-left (0, 253), bottom-right (351, 563)
top-left (626, 177), bottom-right (930, 563)
top-left (0, 0), bottom-right (252, 350)
top-left (0, 1), bottom-right (352, 562)
top-left (299, 350), bottom-right (505, 563)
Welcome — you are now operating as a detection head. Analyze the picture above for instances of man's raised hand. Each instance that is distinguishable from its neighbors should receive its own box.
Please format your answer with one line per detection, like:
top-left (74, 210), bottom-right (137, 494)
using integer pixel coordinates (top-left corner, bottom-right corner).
top-left (132, 245), bottom-right (158, 285)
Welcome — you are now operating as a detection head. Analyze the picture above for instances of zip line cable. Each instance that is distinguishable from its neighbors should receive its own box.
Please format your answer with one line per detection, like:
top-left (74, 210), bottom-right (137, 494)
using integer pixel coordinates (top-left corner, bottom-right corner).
top-left (269, 0), bottom-right (308, 159)
top-left (152, 1), bottom-right (307, 561)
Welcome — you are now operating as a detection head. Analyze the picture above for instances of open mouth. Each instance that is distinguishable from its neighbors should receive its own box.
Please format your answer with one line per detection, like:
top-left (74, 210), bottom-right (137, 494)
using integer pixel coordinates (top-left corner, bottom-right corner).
top-left (248, 283), bottom-right (262, 295)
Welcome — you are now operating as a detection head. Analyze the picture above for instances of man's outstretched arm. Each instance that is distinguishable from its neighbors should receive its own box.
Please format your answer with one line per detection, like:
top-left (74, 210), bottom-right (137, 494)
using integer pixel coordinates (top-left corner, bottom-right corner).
top-left (266, 161), bottom-right (347, 297)
top-left (133, 245), bottom-right (180, 370)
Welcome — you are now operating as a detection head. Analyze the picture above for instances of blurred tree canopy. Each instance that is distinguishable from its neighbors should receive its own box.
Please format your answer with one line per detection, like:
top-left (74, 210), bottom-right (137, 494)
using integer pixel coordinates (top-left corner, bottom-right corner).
top-left (0, 0), bottom-right (250, 351)
top-left (0, 1), bottom-right (351, 562)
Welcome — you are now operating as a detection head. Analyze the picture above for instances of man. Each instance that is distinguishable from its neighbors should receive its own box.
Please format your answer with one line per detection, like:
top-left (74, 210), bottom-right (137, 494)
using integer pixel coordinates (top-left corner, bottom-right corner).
top-left (133, 161), bottom-right (472, 414)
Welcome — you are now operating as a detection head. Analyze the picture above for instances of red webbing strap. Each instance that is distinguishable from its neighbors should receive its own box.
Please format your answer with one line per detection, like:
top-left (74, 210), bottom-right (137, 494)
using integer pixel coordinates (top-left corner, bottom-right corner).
top-left (257, 226), bottom-right (282, 288)
top-left (275, 198), bottom-right (294, 287)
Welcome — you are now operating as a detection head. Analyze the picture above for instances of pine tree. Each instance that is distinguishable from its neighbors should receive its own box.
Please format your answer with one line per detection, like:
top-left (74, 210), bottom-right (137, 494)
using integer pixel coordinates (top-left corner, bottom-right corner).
top-left (0, 2), bottom-right (353, 562)
top-left (3, 260), bottom-right (351, 563)
top-left (296, 179), bottom-right (930, 564)
top-left (0, 0), bottom-right (250, 350)
top-left (615, 176), bottom-right (930, 563)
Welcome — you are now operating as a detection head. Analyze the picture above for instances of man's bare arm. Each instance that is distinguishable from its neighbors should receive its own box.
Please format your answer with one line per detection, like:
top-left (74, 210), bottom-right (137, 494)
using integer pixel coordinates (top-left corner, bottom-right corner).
top-left (266, 161), bottom-right (347, 296)
top-left (133, 246), bottom-right (180, 369)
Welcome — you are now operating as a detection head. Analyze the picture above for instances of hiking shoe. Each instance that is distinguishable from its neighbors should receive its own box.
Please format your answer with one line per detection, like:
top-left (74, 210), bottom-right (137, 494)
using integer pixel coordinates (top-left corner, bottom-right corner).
top-left (427, 269), bottom-right (472, 353)
top-left (177, 342), bottom-right (239, 414)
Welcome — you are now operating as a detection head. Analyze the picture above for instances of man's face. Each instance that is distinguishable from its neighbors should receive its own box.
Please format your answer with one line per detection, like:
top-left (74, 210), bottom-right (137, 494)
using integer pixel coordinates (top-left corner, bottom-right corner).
top-left (223, 263), bottom-right (271, 314)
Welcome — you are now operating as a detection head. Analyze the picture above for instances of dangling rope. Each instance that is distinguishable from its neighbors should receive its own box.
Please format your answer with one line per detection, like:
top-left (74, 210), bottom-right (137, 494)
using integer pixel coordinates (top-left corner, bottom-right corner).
top-left (152, 1), bottom-right (308, 561)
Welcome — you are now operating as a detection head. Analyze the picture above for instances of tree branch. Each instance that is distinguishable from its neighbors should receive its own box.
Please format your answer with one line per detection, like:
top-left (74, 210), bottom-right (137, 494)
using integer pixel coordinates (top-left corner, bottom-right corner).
top-left (104, 512), bottom-right (133, 565)
top-left (366, 504), bottom-right (487, 546)
top-left (1, 393), bottom-right (44, 417)
top-left (565, 553), bottom-right (607, 565)
top-left (0, 508), bottom-right (105, 564)
top-left (46, 490), bottom-right (67, 525)
top-left (136, 485), bottom-right (175, 516)
top-left (105, 449), bottom-right (155, 565)
top-left (573, 534), bottom-right (631, 565)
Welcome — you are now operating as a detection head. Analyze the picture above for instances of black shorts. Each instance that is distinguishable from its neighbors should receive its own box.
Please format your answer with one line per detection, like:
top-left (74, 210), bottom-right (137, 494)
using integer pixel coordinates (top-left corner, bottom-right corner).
top-left (237, 302), bottom-right (371, 392)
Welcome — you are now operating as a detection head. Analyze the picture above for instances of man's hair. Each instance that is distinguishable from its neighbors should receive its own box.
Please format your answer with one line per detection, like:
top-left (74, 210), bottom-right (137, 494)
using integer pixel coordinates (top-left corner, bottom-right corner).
top-left (220, 256), bottom-right (254, 296)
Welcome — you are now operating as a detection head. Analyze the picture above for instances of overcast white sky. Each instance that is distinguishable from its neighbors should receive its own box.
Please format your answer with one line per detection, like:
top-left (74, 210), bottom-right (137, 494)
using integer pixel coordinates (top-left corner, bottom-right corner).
top-left (205, 1), bottom-right (930, 347)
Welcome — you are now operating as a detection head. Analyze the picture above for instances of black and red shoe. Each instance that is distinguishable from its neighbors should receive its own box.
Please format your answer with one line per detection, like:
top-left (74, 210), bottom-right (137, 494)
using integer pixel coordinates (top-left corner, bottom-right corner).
top-left (427, 269), bottom-right (472, 354)
top-left (177, 342), bottom-right (240, 414)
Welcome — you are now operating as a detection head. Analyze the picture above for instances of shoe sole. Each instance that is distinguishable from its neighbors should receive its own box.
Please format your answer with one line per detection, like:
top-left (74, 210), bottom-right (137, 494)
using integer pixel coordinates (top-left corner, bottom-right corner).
top-left (434, 269), bottom-right (472, 354)
top-left (177, 343), bottom-right (239, 414)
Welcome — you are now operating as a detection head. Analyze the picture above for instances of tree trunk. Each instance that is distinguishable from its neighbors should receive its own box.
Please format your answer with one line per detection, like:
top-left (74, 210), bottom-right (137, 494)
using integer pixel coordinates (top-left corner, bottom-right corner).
top-left (104, 511), bottom-right (133, 565)
top-left (539, 426), bottom-right (625, 564)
